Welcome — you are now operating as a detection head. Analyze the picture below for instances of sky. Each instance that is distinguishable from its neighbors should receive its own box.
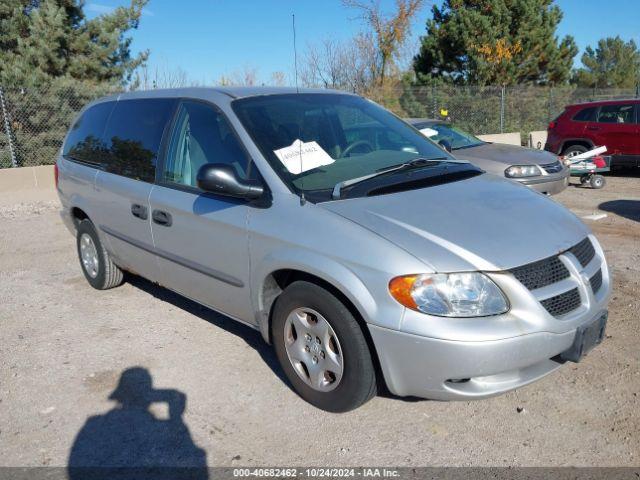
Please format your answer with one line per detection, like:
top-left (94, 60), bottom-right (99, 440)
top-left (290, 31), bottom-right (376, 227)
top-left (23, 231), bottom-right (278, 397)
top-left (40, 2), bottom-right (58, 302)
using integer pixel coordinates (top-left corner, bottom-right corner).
top-left (84, 0), bottom-right (640, 85)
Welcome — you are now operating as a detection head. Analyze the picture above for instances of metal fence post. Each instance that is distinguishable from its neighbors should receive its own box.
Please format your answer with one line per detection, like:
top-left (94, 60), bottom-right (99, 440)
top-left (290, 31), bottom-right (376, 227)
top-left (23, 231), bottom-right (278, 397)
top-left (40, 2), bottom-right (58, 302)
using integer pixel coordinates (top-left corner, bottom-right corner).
top-left (0, 86), bottom-right (18, 168)
top-left (499, 85), bottom-right (505, 133)
top-left (431, 84), bottom-right (437, 118)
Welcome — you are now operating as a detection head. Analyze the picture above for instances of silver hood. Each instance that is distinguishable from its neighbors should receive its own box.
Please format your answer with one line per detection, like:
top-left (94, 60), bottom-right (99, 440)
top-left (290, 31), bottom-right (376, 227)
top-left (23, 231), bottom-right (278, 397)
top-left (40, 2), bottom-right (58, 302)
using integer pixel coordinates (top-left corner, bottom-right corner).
top-left (453, 143), bottom-right (560, 175)
top-left (320, 173), bottom-right (589, 273)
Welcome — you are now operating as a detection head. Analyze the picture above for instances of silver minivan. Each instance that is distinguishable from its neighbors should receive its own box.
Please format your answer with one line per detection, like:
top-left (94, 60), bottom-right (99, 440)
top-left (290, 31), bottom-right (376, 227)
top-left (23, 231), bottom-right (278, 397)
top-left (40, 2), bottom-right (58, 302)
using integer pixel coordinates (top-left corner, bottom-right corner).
top-left (57, 87), bottom-right (610, 412)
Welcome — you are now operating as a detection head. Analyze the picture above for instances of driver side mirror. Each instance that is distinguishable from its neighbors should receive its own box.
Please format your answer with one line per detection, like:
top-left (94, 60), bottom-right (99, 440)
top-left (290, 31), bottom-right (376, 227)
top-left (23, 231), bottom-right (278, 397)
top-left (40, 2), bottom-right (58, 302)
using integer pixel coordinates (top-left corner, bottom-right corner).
top-left (196, 163), bottom-right (264, 200)
top-left (438, 139), bottom-right (452, 152)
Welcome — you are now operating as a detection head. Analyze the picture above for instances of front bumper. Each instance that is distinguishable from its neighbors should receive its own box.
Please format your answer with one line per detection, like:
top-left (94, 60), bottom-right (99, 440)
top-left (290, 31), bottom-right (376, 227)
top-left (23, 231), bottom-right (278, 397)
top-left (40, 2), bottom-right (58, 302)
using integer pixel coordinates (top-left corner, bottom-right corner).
top-left (369, 324), bottom-right (578, 400)
top-left (514, 169), bottom-right (569, 195)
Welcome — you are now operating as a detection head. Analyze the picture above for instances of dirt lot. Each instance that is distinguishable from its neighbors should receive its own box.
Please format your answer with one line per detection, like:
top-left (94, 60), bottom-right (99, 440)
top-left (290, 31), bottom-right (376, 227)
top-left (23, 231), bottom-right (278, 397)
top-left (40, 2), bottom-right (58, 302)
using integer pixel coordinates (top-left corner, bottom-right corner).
top-left (0, 174), bottom-right (639, 468)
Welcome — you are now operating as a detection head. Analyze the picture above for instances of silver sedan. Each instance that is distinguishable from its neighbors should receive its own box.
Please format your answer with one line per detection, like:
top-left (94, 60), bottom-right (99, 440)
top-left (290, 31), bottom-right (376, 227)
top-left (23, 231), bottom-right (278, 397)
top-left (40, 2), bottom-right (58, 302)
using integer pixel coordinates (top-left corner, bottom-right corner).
top-left (408, 118), bottom-right (569, 195)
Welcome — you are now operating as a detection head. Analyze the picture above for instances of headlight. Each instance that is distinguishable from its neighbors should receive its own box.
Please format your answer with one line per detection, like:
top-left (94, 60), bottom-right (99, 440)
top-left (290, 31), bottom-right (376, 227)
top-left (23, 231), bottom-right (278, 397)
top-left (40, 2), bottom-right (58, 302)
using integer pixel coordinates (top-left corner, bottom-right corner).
top-left (505, 165), bottom-right (541, 178)
top-left (389, 273), bottom-right (509, 317)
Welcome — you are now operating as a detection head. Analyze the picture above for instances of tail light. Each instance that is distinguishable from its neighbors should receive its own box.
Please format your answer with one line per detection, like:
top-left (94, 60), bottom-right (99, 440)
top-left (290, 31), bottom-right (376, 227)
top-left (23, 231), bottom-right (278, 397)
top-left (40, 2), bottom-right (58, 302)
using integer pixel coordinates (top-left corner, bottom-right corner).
top-left (54, 163), bottom-right (59, 188)
top-left (548, 121), bottom-right (556, 130)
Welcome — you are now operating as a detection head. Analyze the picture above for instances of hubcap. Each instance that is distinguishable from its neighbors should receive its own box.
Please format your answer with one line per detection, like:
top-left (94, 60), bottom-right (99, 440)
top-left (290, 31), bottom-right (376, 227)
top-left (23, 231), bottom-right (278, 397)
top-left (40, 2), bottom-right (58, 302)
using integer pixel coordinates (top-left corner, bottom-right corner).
top-left (283, 307), bottom-right (344, 392)
top-left (79, 233), bottom-right (99, 279)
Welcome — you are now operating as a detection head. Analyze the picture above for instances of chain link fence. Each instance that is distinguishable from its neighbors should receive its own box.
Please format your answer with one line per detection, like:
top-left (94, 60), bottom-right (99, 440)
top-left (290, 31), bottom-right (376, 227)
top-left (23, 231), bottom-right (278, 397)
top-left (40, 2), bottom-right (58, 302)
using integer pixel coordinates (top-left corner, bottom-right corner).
top-left (396, 85), bottom-right (639, 139)
top-left (0, 82), bottom-right (638, 168)
top-left (0, 82), bottom-right (115, 169)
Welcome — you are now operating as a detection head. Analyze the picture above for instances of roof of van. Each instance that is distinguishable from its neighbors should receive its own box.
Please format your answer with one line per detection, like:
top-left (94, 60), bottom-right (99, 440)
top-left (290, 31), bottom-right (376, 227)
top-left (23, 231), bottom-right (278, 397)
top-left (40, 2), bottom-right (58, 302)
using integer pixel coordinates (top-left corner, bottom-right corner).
top-left (110, 86), bottom-right (354, 101)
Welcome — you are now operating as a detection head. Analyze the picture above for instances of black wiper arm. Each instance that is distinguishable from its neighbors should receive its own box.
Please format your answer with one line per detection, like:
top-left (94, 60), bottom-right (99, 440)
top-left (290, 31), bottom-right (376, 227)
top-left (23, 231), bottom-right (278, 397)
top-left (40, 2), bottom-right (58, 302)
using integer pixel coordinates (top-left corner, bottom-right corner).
top-left (331, 157), bottom-right (447, 200)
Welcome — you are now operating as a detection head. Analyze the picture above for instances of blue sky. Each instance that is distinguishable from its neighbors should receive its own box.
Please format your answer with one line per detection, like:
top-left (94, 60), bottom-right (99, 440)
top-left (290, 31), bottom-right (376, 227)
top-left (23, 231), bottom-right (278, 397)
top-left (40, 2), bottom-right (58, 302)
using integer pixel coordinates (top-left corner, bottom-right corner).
top-left (85, 0), bottom-right (640, 85)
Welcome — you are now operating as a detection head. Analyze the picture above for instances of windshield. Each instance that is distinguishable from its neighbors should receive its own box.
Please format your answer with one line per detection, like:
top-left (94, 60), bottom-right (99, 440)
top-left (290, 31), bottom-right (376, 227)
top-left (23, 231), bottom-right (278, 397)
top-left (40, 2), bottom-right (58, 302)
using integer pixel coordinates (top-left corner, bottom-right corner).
top-left (416, 122), bottom-right (484, 150)
top-left (233, 94), bottom-right (463, 201)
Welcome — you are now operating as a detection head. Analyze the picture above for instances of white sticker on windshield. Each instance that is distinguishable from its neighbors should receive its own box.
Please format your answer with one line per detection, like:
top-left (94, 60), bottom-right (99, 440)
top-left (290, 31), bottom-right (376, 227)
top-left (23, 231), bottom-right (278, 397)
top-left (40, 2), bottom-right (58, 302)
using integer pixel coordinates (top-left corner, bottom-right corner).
top-left (273, 139), bottom-right (335, 174)
top-left (419, 127), bottom-right (439, 138)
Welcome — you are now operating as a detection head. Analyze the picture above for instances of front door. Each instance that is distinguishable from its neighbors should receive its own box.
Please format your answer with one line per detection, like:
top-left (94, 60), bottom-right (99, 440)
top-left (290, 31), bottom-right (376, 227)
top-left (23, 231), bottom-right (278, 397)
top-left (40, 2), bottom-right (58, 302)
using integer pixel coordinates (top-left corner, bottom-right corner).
top-left (149, 100), bottom-right (255, 323)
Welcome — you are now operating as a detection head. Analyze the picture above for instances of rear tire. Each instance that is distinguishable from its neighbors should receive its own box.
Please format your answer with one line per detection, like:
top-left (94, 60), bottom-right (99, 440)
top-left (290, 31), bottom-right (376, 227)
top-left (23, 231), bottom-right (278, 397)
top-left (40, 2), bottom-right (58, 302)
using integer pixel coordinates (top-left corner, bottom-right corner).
top-left (271, 281), bottom-right (377, 412)
top-left (562, 144), bottom-right (588, 158)
top-left (76, 219), bottom-right (123, 290)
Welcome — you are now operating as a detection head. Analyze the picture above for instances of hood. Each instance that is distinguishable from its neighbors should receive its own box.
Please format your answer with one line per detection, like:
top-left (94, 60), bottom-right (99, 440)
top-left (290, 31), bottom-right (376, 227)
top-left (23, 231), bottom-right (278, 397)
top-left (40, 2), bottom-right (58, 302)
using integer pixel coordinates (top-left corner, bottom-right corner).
top-left (320, 173), bottom-right (589, 272)
top-left (453, 143), bottom-right (560, 175)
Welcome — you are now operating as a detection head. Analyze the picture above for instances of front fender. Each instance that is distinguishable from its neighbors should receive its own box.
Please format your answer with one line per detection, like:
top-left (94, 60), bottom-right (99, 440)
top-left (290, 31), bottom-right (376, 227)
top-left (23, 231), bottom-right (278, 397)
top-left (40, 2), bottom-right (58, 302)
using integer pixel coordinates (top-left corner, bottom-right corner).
top-left (251, 248), bottom-right (383, 343)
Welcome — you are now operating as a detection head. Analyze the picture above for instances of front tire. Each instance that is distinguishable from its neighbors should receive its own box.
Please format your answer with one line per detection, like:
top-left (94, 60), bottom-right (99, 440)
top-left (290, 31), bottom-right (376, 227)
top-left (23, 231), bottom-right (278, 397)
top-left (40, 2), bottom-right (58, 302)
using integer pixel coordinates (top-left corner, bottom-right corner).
top-left (271, 281), bottom-right (377, 412)
top-left (76, 219), bottom-right (123, 290)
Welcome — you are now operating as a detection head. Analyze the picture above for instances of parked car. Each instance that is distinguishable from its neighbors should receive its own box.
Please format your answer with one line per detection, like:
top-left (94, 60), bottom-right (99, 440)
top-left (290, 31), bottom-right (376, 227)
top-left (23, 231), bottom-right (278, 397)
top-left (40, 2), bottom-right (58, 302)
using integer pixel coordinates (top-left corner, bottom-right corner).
top-left (545, 99), bottom-right (640, 168)
top-left (57, 88), bottom-right (610, 412)
top-left (408, 118), bottom-right (569, 195)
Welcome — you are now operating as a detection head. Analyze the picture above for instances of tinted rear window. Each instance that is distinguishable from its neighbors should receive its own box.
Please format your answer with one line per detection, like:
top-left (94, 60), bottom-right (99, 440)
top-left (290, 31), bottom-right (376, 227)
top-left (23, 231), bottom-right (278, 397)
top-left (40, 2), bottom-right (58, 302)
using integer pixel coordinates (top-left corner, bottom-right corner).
top-left (64, 98), bottom-right (176, 182)
top-left (63, 102), bottom-right (115, 166)
top-left (572, 107), bottom-right (596, 122)
top-left (102, 99), bottom-right (176, 182)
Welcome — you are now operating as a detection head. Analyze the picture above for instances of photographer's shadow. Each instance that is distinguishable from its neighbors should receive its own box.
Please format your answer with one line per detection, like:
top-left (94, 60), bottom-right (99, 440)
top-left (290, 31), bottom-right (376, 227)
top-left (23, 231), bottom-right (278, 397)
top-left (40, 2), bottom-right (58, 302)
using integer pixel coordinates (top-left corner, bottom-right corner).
top-left (68, 367), bottom-right (208, 479)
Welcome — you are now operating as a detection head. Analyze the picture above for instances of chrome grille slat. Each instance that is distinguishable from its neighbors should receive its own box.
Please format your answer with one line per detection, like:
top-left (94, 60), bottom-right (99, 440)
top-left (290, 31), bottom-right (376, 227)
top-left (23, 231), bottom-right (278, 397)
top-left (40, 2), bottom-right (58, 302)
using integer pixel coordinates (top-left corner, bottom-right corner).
top-left (568, 237), bottom-right (595, 267)
top-left (540, 288), bottom-right (581, 317)
top-left (590, 269), bottom-right (603, 294)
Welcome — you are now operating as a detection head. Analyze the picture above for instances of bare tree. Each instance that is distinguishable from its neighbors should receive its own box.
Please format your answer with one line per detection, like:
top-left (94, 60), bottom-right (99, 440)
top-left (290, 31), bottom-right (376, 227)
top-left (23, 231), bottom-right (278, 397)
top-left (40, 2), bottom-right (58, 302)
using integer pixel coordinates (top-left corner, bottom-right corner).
top-left (301, 34), bottom-right (377, 93)
top-left (132, 63), bottom-right (193, 90)
top-left (217, 66), bottom-right (260, 86)
top-left (342, 0), bottom-right (425, 85)
top-left (270, 71), bottom-right (288, 86)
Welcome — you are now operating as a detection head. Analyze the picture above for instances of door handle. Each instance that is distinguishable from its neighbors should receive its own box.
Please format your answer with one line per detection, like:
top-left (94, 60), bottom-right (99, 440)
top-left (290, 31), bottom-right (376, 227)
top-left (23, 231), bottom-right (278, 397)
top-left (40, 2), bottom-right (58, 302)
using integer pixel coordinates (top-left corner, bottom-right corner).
top-left (131, 203), bottom-right (148, 220)
top-left (586, 126), bottom-right (600, 131)
top-left (152, 209), bottom-right (172, 227)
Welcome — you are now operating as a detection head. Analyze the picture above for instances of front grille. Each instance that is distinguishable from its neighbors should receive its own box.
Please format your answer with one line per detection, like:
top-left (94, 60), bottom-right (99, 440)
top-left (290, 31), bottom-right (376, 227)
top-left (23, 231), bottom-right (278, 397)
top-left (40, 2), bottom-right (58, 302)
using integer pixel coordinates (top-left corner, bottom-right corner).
top-left (568, 237), bottom-right (595, 267)
top-left (510, 255), bottom-right (570, 290)
top-left (540, 288), bottom-right (582, 317)
top-left (590, 269), bottom-right (603, 294)
top-left (541, 160), bottom-right (564, 174)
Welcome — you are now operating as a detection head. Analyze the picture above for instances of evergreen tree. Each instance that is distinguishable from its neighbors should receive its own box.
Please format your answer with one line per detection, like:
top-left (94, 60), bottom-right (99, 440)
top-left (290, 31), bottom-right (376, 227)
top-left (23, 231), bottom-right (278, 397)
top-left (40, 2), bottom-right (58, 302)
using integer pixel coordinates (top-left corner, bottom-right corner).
top-left (413, 0), bottom-right (577, 86)
top-left (573, 36), bottom-right (640, 89)
top-left (0, 0), bottom-right (148, 87)
top-left (0, 1), bottom-right (148, 167)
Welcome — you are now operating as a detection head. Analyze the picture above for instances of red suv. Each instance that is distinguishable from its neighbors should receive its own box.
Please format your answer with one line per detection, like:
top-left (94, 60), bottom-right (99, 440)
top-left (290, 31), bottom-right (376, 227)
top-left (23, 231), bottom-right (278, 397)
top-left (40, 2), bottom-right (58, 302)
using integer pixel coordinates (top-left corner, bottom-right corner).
top-left (545, 99), bottom-right (640, 168)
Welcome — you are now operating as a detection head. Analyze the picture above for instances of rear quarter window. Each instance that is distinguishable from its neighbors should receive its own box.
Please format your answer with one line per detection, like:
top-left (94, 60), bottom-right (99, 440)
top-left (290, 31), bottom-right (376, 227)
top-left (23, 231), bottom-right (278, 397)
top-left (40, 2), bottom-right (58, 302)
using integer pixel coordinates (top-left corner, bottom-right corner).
top-left (572, 107), bottom-right (597, 122)
top-left (63, 102), bottom-right (115, 166)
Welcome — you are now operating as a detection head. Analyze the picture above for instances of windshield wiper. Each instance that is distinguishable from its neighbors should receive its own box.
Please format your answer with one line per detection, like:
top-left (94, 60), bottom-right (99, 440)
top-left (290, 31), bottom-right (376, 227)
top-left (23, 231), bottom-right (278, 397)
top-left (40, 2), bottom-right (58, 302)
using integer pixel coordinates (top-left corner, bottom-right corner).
top-left (331, 157), bottom-right (448, 200)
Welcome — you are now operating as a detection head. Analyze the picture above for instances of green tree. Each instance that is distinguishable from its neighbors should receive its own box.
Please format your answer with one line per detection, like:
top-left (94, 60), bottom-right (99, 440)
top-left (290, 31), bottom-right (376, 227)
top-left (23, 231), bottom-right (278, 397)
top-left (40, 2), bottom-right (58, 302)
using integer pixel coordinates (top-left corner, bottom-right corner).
top-left (0, 0), bottom-right (148, 87)
top-left (573, 36), bottom-right (640, 89)
top-left (413, 0), bottom-right (578, 86)
top-left (0, 1), bottom-right (148, 167)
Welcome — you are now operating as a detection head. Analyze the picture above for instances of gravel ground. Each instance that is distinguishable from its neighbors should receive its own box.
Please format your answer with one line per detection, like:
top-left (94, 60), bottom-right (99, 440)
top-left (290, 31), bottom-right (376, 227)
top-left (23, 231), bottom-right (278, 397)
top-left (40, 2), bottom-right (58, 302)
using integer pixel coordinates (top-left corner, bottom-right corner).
top-left (0, 175), bottom-right (638, 468)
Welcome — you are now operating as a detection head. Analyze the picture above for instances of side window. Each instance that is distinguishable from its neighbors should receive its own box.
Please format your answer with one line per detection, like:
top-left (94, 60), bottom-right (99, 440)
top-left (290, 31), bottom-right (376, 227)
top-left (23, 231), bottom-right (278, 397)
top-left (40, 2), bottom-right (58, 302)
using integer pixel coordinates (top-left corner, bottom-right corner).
top-left (63, 102), bottom-right (115, 167)
top-left (596, 104), bottom-right (635, 124)
top-left (163, 101), bottom-right (249, 187)
top-left (572, 107), bottom-right (596, 122)
top-left (101, 99), bottom-right (176, 182)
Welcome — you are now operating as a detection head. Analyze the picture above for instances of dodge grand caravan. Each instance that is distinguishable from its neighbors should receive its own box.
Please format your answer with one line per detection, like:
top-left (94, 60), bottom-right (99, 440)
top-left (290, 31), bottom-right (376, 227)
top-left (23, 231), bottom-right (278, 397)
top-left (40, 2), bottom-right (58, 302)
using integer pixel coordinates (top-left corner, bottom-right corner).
top-left (57, 87), bottom-right (611, 412)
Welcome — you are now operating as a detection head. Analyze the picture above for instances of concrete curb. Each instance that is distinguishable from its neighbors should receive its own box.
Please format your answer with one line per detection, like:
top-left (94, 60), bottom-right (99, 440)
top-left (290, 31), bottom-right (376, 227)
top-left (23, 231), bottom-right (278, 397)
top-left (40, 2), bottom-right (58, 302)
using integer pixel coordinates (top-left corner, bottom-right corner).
top-left (0, 165), bottom-right (55, 192)
top-left (0, 165), bottom-right (58, 207)
top-left (477, 132), bottom-right (522, 146)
